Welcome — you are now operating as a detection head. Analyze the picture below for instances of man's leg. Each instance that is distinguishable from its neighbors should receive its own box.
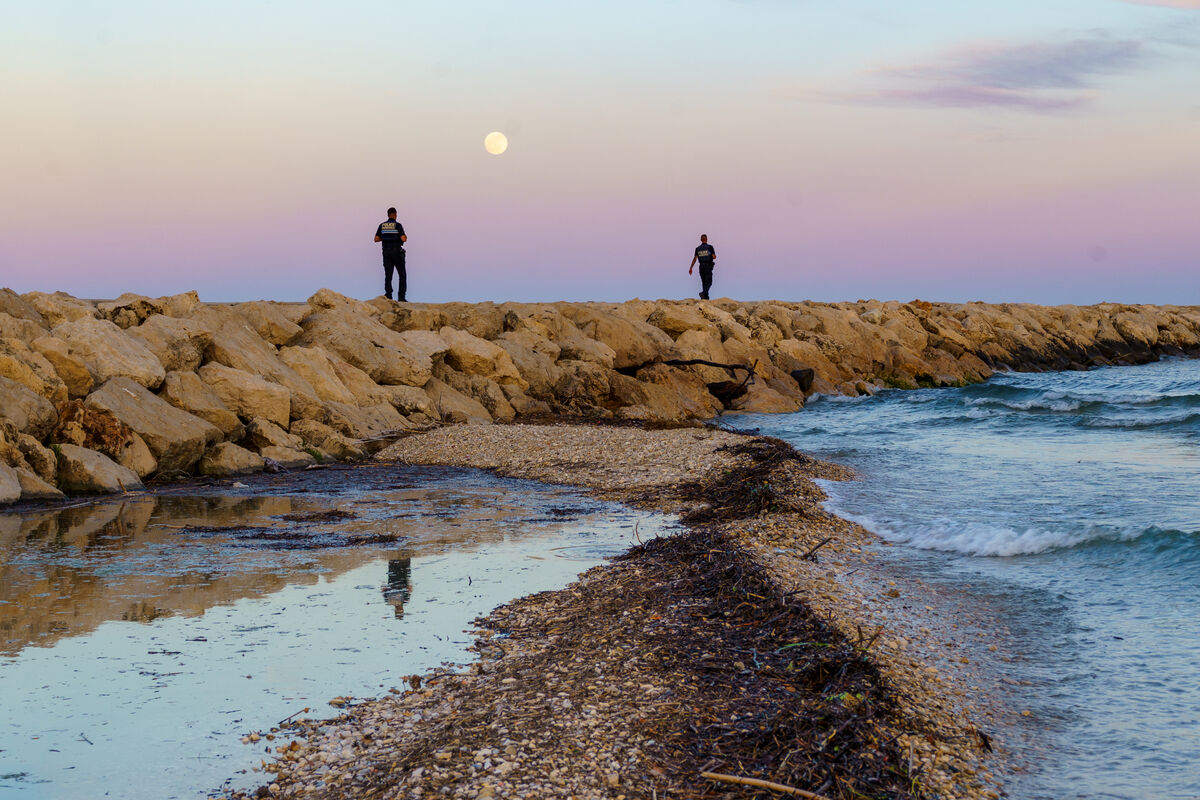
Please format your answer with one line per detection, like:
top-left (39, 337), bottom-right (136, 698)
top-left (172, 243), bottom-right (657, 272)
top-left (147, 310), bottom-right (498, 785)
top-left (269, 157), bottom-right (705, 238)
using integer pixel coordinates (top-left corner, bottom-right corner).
top-left (396, 250), bottom-right (407, 302)
top-left (700, 266), bottom-right (713, 300)
top-left (383, 254), bottom-right (395, 300)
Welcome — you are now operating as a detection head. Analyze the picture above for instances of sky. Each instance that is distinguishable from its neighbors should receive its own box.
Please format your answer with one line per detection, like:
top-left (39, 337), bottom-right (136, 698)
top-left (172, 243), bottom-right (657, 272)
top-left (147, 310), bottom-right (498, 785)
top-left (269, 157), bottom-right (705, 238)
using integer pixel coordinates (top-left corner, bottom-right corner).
top-left (1, 0), bottom-right (1198, 305)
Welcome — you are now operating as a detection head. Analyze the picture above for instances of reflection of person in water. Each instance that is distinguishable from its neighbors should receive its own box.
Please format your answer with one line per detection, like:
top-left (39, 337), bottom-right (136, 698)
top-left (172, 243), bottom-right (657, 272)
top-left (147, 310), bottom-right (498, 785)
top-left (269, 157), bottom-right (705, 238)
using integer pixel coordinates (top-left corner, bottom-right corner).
top-left (383, 557), bottom-right (413, 619)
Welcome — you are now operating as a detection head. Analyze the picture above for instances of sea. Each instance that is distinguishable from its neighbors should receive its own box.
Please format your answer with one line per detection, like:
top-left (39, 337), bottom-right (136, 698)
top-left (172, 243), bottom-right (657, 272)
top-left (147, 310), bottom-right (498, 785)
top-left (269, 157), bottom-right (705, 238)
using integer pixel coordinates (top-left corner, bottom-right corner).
top-left (726, 357), bottom-right (1200, 800)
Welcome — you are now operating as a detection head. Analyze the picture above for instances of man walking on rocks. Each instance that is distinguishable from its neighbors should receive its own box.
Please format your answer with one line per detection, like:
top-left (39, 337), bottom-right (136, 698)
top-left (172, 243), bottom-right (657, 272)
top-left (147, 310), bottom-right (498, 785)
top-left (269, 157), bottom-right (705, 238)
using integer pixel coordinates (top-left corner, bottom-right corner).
top-left (689, 234), bottom-right (716, 300)
top-left (374, 207), bottom-right (408, 301)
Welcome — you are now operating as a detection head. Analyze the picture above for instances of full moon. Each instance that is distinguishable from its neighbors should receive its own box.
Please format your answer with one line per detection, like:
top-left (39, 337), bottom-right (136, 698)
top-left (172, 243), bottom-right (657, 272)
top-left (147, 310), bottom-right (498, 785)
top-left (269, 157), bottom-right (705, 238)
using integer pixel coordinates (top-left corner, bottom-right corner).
top-left (484, 131), bottom-right (508, 155)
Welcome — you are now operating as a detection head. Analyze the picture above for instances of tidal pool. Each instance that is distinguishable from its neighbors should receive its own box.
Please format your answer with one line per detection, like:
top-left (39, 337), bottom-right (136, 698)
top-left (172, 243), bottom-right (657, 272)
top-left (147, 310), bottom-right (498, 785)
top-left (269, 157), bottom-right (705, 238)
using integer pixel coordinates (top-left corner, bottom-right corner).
top-left (0, 464), bottom-right (675, 800)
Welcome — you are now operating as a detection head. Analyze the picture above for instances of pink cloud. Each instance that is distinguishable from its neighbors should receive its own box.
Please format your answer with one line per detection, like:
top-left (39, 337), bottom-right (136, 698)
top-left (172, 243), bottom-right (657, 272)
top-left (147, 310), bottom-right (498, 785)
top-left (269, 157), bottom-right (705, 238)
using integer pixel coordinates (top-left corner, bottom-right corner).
top-left (1119, 0), bottom-right (1200, 8)
top-left (811, 36), bottom-right (1144, 112)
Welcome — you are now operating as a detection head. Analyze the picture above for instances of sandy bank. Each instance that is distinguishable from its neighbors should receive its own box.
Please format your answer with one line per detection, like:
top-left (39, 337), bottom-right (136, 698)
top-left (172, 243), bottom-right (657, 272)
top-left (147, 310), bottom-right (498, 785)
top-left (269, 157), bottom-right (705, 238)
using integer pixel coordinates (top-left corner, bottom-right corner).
top-left (220, 423), bottom-right (999, 800)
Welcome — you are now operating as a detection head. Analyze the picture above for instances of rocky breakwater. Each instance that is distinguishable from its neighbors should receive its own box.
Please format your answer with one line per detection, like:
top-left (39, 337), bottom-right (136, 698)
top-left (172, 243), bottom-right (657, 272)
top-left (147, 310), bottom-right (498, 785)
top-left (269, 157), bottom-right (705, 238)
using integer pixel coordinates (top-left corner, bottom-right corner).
top-left (1, 287), bottom-right (1197, 505)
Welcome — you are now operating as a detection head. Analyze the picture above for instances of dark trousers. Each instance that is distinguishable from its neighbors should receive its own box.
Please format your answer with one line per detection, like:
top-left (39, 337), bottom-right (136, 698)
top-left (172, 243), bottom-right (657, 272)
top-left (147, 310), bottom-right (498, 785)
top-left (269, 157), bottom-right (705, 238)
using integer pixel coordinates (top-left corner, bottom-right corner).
top-left (699, 264), bottom-right (714, 300)
top-left (383, 248), bottom-right (406, 301)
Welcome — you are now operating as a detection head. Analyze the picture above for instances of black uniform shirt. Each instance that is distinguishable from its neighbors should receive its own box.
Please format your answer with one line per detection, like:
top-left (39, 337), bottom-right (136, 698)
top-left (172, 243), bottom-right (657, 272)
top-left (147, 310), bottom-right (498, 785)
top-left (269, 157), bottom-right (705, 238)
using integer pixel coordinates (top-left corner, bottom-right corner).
top-left (695, 243), bottom-right (716, 266)
top-left (376, 219), bottom-right (406, 249)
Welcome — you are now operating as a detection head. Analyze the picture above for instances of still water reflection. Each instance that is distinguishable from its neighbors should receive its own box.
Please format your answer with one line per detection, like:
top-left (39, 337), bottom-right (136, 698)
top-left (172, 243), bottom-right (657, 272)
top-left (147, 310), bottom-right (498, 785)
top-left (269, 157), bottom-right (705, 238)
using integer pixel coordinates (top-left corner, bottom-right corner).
top-left (0, 464), bottom-right (674, 799)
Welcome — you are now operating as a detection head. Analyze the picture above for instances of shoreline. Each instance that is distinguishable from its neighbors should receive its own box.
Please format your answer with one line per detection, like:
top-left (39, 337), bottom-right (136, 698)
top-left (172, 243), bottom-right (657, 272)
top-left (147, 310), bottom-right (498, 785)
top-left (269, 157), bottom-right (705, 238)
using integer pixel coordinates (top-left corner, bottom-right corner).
top-left (220, 422), bottom-right (1001, 800)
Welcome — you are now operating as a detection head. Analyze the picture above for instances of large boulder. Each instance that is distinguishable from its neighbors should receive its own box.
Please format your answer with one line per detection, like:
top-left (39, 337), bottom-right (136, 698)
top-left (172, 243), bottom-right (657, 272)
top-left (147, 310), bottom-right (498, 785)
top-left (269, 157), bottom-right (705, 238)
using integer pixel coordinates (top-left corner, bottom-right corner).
top-left (30, 336), bottom-right (94, 397)
top-left (14, 467), bottom-right (65, 502)
top-left (125, 315), bottom-right (212, 372)
top-left (243, 417), bottom-right (304, 451)
top-left (494, 334), bottom-right (565, 399)
top-left (198, 363), bottom-right (292, 428)
top-left (290, 419), bottom-right (365, 461)
top-left (51, 317), bottom-right (166, 389)
top-left (0, 463), bottom-right (19, 505)
top-left (0, 312), bottom-right (48, 344)
top-left (199, 442), bottom-right (265, 477)
top-left (51, 400), bottom-right (150, 475)
top-left (189, 306), bottom-right (323, 421)
top-left (233, 301), bottom-right (305, 346)
top-left (278, 346), bottom-right (357, 405)
top-left (0, 338), bottom-right (67, 404)
top-left (21, 292), bottom-right (97, 327)
top-left (438, 327), bottom-right (526, 387)
top-left (14, 433), bottom-right (57, 484)
top-left (646, 304), bottom-right (715, 339)
top-left (56, 444), bottom-right (144, 495)
top-left (159, 371), bottom-right (244, 437)
top-left (97, 291), bottom-right (200, 328)
top-left (85, 377), bottom-right (222, 474)
top-left (394, 330), bottom-right (450, 363)
top-left (297, 309), bottom-right (433, 386)
top-left (423, 379), bottom-right (492, 424)
top-left (0, 376), bottom-right (57, 438)
top-left (561, 305), bottom-right (676, 369)
top-left (324, 401), bottom-right (408, 439)
top-left (260, 446), bottom-right (317, 470)
top-left (0, 289), bottom-right (47, 325)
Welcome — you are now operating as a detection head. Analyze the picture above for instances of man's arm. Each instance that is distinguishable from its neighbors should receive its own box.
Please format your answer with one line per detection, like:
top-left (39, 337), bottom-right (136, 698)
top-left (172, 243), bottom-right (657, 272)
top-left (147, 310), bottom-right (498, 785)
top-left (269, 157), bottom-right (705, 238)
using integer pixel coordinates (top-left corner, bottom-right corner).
top-left (688, 254), bottom-right (697, 274)
top-left (401, 234), bottom-right (407, 244)
top-left (374, 224), bottom-right (382, 243)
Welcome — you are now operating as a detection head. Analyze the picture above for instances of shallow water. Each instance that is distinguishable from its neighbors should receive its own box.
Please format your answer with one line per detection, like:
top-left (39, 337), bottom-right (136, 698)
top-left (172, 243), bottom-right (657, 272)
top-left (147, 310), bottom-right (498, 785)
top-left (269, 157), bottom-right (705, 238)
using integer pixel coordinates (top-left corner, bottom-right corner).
top-left (727, 359), bottom-right (1200, 800)
top-left (0, 464), bottom-right (674, 799)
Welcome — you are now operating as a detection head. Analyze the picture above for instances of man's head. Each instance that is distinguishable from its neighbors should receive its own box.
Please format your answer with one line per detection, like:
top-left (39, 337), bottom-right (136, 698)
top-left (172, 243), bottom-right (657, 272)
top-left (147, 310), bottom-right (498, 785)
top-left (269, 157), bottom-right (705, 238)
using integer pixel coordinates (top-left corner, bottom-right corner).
top-left (700, 234), bottom-right (708, 243)
top-left (387, 207), bottom-right (397, 219)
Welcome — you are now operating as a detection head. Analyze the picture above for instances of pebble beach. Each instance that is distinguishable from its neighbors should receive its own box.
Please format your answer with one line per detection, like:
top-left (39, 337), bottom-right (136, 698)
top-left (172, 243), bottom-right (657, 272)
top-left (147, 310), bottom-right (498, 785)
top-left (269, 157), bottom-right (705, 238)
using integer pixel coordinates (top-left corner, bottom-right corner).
top-left (220, 423), bottom-right (1001, 800)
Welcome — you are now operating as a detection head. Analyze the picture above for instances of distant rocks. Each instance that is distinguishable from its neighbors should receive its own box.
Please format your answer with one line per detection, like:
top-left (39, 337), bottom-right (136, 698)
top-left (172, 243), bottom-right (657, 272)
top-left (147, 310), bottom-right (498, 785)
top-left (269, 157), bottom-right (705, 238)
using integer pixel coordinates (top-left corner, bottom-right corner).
top-left (0, 286), bottom-right (1196, 504)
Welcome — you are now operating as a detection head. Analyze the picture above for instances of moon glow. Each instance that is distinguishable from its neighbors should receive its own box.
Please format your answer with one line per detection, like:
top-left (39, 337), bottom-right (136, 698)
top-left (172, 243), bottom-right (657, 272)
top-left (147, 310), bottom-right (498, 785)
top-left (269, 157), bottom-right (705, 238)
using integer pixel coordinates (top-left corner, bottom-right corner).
top-left (484, 131), bottom-right (508, 155)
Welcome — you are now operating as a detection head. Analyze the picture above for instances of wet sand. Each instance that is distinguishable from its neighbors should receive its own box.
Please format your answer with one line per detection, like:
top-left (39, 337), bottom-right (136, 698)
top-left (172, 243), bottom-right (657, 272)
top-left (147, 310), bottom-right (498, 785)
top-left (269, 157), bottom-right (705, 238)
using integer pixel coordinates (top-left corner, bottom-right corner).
top-left (218, 422), bottom-right (1001, 800)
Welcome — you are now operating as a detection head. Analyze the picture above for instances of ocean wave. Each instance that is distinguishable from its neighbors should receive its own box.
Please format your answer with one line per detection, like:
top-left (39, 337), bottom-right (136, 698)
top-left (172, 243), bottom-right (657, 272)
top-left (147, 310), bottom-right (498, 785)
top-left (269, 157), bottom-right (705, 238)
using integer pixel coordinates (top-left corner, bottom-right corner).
top-left (833, 508), bottom-right (1195, 557)
top-left (965, 395), bottom-right (1083, 413)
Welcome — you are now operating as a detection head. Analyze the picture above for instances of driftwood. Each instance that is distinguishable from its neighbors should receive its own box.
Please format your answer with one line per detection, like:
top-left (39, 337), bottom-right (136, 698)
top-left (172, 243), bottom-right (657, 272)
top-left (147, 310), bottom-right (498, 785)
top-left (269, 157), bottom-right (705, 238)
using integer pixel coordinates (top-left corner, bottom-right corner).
top-left (700, 771), bottom-right (832, 799)
top-left (616, 357), bottom-right (757, 378)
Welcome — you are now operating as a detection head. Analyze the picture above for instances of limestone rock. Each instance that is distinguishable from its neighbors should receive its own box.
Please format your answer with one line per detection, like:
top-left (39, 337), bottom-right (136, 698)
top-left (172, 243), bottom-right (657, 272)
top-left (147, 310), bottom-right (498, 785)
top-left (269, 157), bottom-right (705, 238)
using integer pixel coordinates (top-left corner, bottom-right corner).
top-left (198, 363), bottom-right (292, 428)
top-left (118, 432), bottom-right (158, 479)
top-left (646, 304), bottom-right (715, 339)
top-left (234, 301), bottom-right (305, 346)
top-left (21, 292), bottom-right (98, 327)
top-left (0, 289), bottom-right (47, 325)
top-left (0, 463), bottom-right (19, 505)
top-left (297, 309), bottom-right (433, 386)
top-left (423, 379), bottom-right (492, 424)
top-left (290, 419), bottom-right (365, 461)
top-left (633, 363), bottom-right (723, 419)
top-left (243, 417), bottom-right (304, 452)
top-left (0, 376), bottom-right (57, 438)
top-left (259, 445), bottom-right (316, 469)
top-left (494, 335), bottom-right (564, 399)
top-left (159, 371), bottom-right (244, 437)
top-left (0, 338), bottom-right (68, 404)
top-left (395, 330), bottom-right (450, 363)
top-left (56, 444), bottom-right (144, 495)
top-left (199, 442), bottom-right (265, 477)
top-left (51, 317), bottom-right (166, 389)
top-left (125, 315), bottom-right (212, 372)
top-left (556, 334), bottom-right (617, 369)
top-left (730, 381), bottom-right (804, 414)
top-left (438, 327), bottom-right (527, 387)
top-left (97, 291), bottom-right (200, 328)
top-left (15, 433), bottom-right (57, 484)
top-left (306, 288), bottom-right (379, 317)
top-left (324, 401), bottom-right (408, 439)
top-left (50, 400), bottom-right (137, 462)
top-left (85, 377), bottom-right (222, 474)
top-left (189, 306), bottom-right (322, 421)
top-left (560, 306), bottom-right (675, 369)
top-left (15, 467), bottom-right (65, 502)
top-left (0, 312), bottom-right (48, 344)
top-left (31, 336), bottom-right (94, 397)
top-left (278, 346), bottom-right (357, 405)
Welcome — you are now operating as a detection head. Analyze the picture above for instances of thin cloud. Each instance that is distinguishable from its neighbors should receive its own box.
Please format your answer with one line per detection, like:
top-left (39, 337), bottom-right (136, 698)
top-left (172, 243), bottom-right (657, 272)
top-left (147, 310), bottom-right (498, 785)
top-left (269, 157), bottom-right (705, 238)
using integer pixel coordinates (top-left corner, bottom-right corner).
top-left (1119, 1), bottom-right (1200, 8)
top-left (808, 37), bottom-right (1145, 112)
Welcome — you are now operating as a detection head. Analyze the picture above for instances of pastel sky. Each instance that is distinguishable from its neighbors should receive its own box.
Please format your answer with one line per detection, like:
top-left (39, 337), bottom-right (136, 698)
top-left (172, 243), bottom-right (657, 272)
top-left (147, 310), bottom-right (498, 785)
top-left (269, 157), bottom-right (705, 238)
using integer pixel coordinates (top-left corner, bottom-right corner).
top-left (2, 0), bottom-right (1198, 304)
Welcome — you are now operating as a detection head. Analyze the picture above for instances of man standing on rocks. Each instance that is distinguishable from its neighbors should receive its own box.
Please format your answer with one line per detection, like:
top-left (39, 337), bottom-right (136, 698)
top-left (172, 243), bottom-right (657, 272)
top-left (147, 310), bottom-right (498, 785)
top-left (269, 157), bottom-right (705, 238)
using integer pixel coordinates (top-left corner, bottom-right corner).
top-left (689, 234), bottom-right (716, 300)
top-left (374, 207), bottom-right (408, 301)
